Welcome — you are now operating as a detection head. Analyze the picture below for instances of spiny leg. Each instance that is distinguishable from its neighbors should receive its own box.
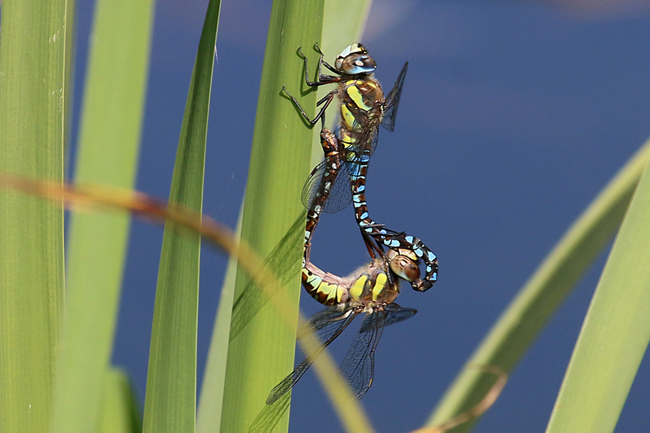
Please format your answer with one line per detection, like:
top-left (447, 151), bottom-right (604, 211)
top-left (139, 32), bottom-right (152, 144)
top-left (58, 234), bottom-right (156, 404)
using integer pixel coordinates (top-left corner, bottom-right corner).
top-left (282, 85), bottom-right (337, 126)
top-left (361, 230), bottom-right (382, 260)
top-left (297, 44), bottom-right (340, 86)
top-left (312, 42), bottom-right (340, 75)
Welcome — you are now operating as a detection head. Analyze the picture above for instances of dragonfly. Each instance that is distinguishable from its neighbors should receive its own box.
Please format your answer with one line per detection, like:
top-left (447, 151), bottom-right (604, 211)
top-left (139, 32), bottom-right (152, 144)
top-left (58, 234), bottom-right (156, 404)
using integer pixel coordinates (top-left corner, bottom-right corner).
top-left (250, 126), bottom-right (425, 433)
top-left (283, 42), bottom-right (438, 291)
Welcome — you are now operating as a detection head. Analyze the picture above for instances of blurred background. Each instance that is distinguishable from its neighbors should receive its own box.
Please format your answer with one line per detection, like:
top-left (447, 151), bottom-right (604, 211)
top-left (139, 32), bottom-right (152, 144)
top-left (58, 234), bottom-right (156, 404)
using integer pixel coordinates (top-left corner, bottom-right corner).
top-left (70, 0), bottom-right (650, 431)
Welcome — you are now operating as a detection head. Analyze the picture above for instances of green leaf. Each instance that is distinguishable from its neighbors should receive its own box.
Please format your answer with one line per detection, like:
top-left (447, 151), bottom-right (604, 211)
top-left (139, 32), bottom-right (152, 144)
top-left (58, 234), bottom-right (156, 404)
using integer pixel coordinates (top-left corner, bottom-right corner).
top-left (0, 1), bottom-right (68, 432)
top-left (141, 2), bottom-right (221, 433)
top-left (54, 1), bottom-right (154, 431)
top-left (321, 0), bottom-right (370, 55)
top-left (309, 0), bottom-right (372, 166)
top-left (218, 2), bottom-right (325, 432)
top-left (546, 150), bottom-right (650, 432)
top-left (197, 205), bottom-right (244, 433)
top-left (211, 3), bottom-right (381, 433)
top-left (98, 368), bottom-right (142, 433)
top-left (427, 138), bottom-right (650, 432)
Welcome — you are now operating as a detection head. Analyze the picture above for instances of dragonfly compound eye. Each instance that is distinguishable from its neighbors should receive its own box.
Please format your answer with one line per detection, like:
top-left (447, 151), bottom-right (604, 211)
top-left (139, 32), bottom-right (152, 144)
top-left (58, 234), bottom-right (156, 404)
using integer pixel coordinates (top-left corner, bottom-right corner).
top-left (339, 54), bottom-right (376, 75)
top-left (386, 249), bottom-right (420, 283)
top-left (335, 43), bottom-right (375, 74)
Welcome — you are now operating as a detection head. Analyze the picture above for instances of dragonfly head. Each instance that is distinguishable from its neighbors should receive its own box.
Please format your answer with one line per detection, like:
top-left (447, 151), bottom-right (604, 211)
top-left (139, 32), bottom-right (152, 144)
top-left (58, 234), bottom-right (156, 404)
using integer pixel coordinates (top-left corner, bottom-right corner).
top-left (386, 248), bottom-right (420, 284)
top-left (336, 43), bottom-right (377, 75)
top-left (386, 247), bottom-right (434, 292)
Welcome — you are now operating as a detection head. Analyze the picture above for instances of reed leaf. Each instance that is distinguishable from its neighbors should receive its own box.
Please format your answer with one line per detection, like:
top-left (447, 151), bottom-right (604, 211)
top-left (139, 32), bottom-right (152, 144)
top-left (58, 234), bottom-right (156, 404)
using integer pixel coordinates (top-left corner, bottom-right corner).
top-left (218, 1), bottom-right (325, 432)
top-left (545, 147), bottom-right (650, 432)
top-left (55, 1), bottom-right (154, 431)
top-left (0, 1), bottom-right (69, 431)
top-left (98, 369), bottom-right (142, 433)
top-left (141, 2), bottom-right (221, 433)
top-left (427, 138), bottom-right (650, 432)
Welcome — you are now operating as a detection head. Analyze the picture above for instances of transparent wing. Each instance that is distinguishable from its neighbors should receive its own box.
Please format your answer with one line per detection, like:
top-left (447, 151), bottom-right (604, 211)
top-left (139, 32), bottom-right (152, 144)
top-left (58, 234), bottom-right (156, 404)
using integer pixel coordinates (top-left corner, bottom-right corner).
top-left (249, 391), bottom-right (291, 433)
top-left (339, 311), bottom-right (387, 400)
top-left (339, 304), bottom-right (417, 400)
top-left (229, 212), bottom-right (306, 341)
top-left (265, 307), bottom-right (358, 405)
top-left (360, 303), bottom-right (417, 332)
top-left (301, 159), bottom-right (353, 214)
top-left (251, 308), bottom-right (358, 433)
top-left (381, 61), bottom-right (409, 132)
top-left (337, 113), bottom-right (380, 159)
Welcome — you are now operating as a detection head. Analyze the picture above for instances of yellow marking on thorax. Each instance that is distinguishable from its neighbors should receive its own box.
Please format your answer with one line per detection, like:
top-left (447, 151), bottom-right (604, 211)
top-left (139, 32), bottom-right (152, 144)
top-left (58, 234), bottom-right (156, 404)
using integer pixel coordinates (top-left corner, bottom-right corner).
top-left (340, 105), bottom-right (358, 131)
top-left (372, 273), bottom-right (388, 301)
top-left (349, 275), bottom-right (367, 301)
top-left (346, 84), bottom-right (373, 111)
top-left (338, 129), bottom-right (358, 151)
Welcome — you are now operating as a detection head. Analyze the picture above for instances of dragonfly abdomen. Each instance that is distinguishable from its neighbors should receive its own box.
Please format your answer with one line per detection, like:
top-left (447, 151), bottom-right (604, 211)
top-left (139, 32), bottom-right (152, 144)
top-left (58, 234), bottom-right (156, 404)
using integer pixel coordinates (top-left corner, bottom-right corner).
top-left (301, 264), bottom-right (349, 306)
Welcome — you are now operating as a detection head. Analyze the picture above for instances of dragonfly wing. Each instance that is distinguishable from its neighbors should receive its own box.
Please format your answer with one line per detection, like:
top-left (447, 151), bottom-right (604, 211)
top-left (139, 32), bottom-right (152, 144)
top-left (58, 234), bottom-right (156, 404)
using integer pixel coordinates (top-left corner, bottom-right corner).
top-left (301, 160), bottom-right (327, 209)
top-left (323, 164), bottom-right (354, 213)
top-left (381, 61), bottom-right (409, 132)
top-left (249, 391), bottom-right (291, 433)
top-left (265, 307), bottom-right (358, 405)
top-left (367, 130), bottom-right (379, 158)
top-left (339, 311), bottom-right (387, 400)
top-left (230, 213), bottom-right (306, 341)
top-left (369, 303), bottom-right (417, 330)
top-left (301, 160), bottom-right (353, 214)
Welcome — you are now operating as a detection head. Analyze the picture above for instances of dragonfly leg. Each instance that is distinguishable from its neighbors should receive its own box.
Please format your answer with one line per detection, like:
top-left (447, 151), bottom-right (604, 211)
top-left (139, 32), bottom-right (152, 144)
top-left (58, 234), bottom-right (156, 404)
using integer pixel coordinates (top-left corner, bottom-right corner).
top-left (297, 45), bottom-right (340, 86)
top-left (312, 42), bottom-right (340, 75)
top-left (361, 231), bottom-right (400, 287)
top-left (361, 231), bottom-right (384, 260)
top-left (282, 86), bottom-right (337, 126)
top-left (360, 231), bottom-right (400, 287)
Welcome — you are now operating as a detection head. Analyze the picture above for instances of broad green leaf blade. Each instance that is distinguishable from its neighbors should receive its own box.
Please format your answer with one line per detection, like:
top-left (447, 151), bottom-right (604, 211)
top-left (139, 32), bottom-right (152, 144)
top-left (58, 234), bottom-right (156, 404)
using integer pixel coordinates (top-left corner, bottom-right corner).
top-left (98, 369), bottom-right (142, 433)
top-left (321, 0), bottom-right (370, 56)
top-left (427, 138), bottom-right (650, 432)
top-left (55, 1), bottom-right (154, 431)
top-left (142, 2), bottom-right (220, 433)
top-left (309, 0), bottom-right (372, 167)
top-left (208, 4), bottom-right (376, 433)
top-left (545, 153), bottom-right (650, 432)
top-left (0, 1), bottom-right (68, 432)
top-left (219, 2), bottom-right (325, 432)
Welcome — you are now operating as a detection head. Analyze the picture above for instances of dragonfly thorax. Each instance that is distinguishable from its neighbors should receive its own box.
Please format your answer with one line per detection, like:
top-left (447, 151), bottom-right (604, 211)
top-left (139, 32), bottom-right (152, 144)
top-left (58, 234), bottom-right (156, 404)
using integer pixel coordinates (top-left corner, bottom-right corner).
top-left (337, 79), bottom-right (384, 149)
top-left (341, 79), bottom-right (384, 121)
top-left (347, 261), bottom-right (400, 307)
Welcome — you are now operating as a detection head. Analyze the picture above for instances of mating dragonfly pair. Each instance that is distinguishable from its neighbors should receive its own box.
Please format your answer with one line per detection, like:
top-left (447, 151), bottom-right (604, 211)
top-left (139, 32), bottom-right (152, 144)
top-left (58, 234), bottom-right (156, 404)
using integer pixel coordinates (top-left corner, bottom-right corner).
top-left (251, 43), bottom-right (438, 432)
